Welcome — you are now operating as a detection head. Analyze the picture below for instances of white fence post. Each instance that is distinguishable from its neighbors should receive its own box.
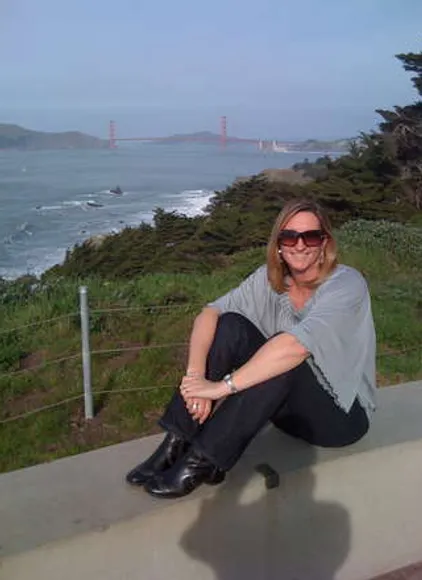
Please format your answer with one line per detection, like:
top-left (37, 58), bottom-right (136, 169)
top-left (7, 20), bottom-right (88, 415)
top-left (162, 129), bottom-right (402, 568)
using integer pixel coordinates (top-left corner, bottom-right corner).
top-left (79, 286), bottom-right (93, 419)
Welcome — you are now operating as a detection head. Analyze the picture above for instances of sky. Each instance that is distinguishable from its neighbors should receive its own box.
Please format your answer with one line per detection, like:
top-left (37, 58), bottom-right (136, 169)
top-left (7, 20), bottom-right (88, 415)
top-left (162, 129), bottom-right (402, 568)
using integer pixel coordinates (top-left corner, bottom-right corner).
top-left (1, 0), bottom-right (421, 140)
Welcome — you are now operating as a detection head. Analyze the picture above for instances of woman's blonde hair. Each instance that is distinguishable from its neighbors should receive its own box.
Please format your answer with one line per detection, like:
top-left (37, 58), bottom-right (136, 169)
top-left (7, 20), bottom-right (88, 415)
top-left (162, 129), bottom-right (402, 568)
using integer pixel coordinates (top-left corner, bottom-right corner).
top-left (266, 197), bottom-right (338, 293)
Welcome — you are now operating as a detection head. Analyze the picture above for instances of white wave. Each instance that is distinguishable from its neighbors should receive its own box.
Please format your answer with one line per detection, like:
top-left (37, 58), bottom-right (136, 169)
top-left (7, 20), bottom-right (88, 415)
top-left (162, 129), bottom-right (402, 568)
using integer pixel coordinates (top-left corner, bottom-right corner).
top-left (175, 189), bottom-right (214, 217)
top-left (95, 189), bottom-right (126, 196)
top-left (124, 210), bottom-right (155, 227)
top-left (121, 189), bottom-right (213, 228)
top-left (2, 187), bottom-right (215, 279)
top-left (3, 222), bottom-right (34, 245)
top-left (63, 200), bottom-right (85, 207)
top-left (34, 205), bottom-right (63, 211)
top-left (0, 266), bottom-right (30, 280)
top-left (182, 189), bottom-right (209, 195)
top-left (64, 200), bottom-right (107, 211)
top-left (16, 222), bottom-right (32, 234)
top-left (16, 222), bottom-right (32, 236)
top-left (36, 199), bottom-right (103, 212)
top-left (31, 247), bottom-right (68, 276)
top-left (0, 244), bottom-right (70, 279)
top-left (13, 247), bottom-right (68, 279)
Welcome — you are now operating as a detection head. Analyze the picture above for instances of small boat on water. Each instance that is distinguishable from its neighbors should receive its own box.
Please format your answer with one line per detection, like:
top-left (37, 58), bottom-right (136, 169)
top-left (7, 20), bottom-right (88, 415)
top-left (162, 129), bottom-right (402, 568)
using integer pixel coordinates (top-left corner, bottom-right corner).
top-left (110, 186), bottom-right (123, 195)
top-left (86, 200), bottom-right (103, 208)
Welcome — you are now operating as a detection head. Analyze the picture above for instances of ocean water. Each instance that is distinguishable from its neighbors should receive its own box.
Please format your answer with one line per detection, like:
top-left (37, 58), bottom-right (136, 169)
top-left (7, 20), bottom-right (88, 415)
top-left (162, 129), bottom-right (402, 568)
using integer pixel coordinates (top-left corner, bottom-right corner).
top-left (0, 144), bottom-right (321, 279)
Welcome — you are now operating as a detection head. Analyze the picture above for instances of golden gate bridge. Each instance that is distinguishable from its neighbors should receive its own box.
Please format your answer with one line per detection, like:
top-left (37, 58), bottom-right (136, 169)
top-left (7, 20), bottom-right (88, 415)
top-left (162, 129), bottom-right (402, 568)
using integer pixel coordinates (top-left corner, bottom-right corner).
top-left (108, 116), bottom-right (285, 150)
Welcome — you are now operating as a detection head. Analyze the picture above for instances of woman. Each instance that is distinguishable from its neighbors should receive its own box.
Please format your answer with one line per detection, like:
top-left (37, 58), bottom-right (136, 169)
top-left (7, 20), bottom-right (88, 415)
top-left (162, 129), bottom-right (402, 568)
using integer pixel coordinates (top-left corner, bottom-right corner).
top-left (126, 198), bottom-right (377, 498)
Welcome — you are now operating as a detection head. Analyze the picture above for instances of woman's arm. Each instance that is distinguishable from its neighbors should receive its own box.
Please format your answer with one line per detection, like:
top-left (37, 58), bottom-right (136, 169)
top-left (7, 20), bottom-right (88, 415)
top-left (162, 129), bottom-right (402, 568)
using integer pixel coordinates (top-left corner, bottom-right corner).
top-left (229, 332), bottom-right (309, 390)
top-left (181, 332), bottom-right (309, 400)
top-left (185, 306), bottom-right (220, 376)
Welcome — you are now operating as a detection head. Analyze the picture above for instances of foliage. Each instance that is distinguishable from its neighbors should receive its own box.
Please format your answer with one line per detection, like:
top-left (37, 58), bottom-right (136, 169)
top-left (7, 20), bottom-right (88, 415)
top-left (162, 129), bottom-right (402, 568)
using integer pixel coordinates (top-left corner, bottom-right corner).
top-left (0, 221), bottom-right (421, 472)
top-left (338, 219), bottom-right (422, 268)
top-left (291, 156), bottom-right (331, 179)
top-left (45, 169), bottom-right (419, 280)
top-left (0, 331), bottom-right (26, 372)
top-left (376, 51), bottom-right (422, 209)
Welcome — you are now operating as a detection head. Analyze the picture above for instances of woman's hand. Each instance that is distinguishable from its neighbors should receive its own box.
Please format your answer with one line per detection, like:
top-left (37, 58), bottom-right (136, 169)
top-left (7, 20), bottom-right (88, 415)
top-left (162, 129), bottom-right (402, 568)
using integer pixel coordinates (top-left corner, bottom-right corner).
top-left (181, 375), bottom-right (227, 401)
top-left (185, 397), bottom-right (212, 424)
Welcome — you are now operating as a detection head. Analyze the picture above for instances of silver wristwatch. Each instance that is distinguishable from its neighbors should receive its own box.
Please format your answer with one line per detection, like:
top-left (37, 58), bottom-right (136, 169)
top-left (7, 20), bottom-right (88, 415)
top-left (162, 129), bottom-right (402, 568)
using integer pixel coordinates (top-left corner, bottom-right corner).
top-left (223, 373), bottom-right (238, 394)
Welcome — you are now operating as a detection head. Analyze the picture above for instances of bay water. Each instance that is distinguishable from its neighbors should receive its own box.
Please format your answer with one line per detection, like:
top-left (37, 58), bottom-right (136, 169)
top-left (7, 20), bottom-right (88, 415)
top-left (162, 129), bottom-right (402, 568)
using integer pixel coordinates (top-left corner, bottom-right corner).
top-left (0, 144), bottom-right (320, 279)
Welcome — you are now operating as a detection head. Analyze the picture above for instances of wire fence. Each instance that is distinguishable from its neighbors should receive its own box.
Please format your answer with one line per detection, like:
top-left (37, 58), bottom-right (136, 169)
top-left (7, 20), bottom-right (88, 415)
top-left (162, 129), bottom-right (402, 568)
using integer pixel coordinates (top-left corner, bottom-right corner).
top-left (0, 285), bottom-right (420, 426)
top-left (0, 286), bottom-right (198, 425)
top-left (90, 304), bottom-right (203, 314)
top-left (0, 312), bottom-right (80, 336)
top-left (0, 385), bottom-right (177, 425)
top-left (0, 353), bottom-right (82, 380)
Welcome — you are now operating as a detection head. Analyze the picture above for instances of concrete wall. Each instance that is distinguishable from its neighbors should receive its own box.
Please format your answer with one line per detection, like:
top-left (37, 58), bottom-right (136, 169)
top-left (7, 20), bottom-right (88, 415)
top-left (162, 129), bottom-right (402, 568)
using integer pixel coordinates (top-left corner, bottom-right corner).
top-left (1, 381), bottom-right (422, 580)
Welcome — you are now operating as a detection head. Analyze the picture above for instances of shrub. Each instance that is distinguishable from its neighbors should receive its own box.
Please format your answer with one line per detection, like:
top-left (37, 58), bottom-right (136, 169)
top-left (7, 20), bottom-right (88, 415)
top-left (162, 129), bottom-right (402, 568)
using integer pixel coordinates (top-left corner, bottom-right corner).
top-left (338, 220), bottom-right (422, 267)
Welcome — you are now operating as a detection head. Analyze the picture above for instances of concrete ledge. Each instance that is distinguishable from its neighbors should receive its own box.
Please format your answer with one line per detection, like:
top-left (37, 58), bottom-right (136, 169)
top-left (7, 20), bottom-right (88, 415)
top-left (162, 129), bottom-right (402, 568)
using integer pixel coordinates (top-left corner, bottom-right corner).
top-left (1, 381), bottom-right (422, 579)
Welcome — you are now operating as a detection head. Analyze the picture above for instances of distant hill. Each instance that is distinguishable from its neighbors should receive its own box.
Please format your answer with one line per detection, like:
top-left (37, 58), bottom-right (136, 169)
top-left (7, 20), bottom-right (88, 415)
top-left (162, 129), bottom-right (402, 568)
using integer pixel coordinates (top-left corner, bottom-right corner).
top-left (163, 131), bottom-right (351, 152)
top-left (0, 124), bottom-right (108, 150)
top-left (0, 123), bottom-right (352, 152)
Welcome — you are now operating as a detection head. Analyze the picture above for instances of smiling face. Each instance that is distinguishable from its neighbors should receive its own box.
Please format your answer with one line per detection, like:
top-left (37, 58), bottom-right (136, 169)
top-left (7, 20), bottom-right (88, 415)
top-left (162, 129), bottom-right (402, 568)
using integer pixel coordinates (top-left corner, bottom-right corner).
top-left (278, 211), bottom-right (326, 278)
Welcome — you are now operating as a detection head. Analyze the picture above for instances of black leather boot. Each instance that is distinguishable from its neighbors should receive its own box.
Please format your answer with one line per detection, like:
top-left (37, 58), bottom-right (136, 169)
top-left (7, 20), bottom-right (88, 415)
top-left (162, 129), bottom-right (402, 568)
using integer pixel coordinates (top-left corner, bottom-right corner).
top-left (144, 449), bottom-right (225, 498)
top-left (125, 432), bottom-right (190, 486)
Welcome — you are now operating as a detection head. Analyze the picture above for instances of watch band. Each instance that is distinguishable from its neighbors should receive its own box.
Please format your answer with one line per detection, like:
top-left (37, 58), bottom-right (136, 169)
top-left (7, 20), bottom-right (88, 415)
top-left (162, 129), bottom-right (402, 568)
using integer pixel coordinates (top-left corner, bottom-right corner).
top-left (223, 373), bottom-right (238, 394)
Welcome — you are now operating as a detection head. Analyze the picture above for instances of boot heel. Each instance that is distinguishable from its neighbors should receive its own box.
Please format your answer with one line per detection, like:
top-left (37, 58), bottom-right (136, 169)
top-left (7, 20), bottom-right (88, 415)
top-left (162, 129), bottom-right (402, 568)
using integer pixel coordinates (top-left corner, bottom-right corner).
top-left (205, 468), bottom-right (226, 485)
top-left (145, 450), bottom-right (225, 498)
top-left (125, 432), bottom-right (188, 486)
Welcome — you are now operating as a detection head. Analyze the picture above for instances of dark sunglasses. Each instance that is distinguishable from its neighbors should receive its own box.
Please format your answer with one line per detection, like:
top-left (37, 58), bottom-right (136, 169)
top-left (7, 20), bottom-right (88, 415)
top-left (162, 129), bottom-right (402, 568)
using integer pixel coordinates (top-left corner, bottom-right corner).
top-left (278, 229), bottom-right (325, 248)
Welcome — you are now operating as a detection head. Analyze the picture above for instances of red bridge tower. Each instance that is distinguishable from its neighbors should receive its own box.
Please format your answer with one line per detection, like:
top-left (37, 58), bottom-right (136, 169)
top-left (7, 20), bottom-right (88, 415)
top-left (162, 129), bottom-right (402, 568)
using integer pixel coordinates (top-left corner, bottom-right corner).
top-left (109, 120), bottom-right (116, 149)
top-left (220, 115), bottom-right (227, 148)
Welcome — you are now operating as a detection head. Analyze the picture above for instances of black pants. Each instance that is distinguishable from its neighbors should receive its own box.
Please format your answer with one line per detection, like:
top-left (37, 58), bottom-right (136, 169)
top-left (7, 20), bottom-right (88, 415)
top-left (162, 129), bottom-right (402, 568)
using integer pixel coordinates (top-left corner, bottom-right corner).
top-left (160, 313), bottom-right (369, 471)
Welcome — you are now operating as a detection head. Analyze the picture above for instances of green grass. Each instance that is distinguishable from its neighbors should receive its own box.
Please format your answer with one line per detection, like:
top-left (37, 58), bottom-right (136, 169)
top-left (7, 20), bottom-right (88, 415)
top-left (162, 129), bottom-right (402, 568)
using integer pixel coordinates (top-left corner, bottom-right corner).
top-left (0, 220), bottom-right (421, 473)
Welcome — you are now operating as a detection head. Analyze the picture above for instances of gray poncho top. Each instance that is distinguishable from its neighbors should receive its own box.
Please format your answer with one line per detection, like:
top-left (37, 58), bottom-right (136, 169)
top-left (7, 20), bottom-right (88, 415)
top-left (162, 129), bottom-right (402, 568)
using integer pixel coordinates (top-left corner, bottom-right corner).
top-left (208, 264), bottom-right (377, 416)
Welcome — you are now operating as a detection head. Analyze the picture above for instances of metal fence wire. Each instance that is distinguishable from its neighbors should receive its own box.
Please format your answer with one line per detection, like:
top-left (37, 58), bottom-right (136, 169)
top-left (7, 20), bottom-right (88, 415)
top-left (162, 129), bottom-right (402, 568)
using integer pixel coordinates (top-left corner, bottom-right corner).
top-left (0, 286), bottom-right (420, 425)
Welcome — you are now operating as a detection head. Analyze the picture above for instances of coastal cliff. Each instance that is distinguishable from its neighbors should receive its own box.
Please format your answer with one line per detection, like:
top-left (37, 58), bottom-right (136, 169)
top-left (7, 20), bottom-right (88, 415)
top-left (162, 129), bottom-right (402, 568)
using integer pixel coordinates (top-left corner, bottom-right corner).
top-left (0, 124), bottom-right (107, 150)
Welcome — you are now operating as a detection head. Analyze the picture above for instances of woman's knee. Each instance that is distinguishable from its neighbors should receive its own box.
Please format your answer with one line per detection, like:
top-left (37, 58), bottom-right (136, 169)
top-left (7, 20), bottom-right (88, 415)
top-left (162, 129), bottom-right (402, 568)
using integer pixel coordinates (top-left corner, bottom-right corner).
top-left (216, 312), bottom-right (255, 334)
top-left (207, 313), bottom-right (267, 374)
